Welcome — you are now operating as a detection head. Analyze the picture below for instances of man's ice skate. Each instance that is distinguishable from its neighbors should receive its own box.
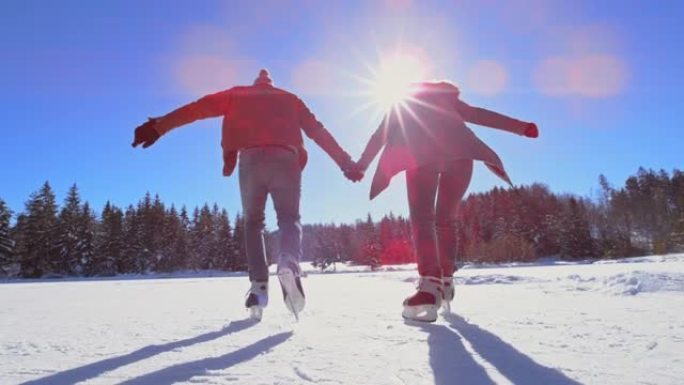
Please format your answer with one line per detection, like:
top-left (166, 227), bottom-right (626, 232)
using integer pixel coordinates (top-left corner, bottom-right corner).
top-left (402, 276), bottom-right (443, 323)
top-left (245, 281), bottom-right (268, 321)
top-left (277, 255), bottom-right (305, 320)
top-left (441, 276), bottom-right (455, 313)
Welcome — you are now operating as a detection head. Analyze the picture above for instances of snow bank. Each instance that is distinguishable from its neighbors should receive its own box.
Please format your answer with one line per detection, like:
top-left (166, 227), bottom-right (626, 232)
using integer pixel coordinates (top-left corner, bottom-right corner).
top-left (564, 271), bottom-right (684, 296)
top-left (457, 274), bottom-right (545, 285)
top-left (592, 253), bottom-right (684, 265)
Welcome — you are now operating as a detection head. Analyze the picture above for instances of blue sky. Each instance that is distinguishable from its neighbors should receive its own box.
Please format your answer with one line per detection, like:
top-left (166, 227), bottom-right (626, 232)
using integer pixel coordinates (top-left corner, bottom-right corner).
top-left (1, 0), bottom-right (682, 227)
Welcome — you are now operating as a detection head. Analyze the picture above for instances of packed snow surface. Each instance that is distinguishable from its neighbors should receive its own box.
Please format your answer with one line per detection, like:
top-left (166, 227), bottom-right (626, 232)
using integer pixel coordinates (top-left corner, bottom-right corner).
top-left (2, 254), bottom-right (683, 384)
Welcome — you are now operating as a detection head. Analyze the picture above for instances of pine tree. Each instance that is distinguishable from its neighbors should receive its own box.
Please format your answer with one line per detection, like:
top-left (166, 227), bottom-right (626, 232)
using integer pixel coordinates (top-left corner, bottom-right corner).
top-left (176, 206), bottom-right (191, 269)
top-left (622, 168), bottom-right (669, 252)
top-left (336, 223), bottom-right (358, 264)
top-left (395, 215), bottom-right (415, 263)
top-left (215, 209), bottom-right (236, 270)
top-left (157, 205), bottom-right (176, 272)
top-left (531, 185), bottom-right (563, 257)
top-left (186, 207), bottom-right (200, 269)
top-left (379, 216), bottom-right (393, 264)
top-left (208, 204), bottom-right (223, 269)
top-left (150, 194), bottom-right (167, 269)
top-left (356, 214), bottom-right (382, 270)
top-left (190, 204), bottom-right (216, 269)
top-left (78, 202), bottom-right (97, 275)
top-left (559, 198), bottom-right (595, 259)
top-left (157, 205), bottom-right (188, 272)
top-left (312, 225), bottom-right (343, 271)
top-left (94, 202), bottom-right (124, 276)
top-left (670, 170), bottom-right (684, 250)
top-left (121, 205), bottom-right (144, 273)
top-left (135, 193), bottom-right (165, 272)
top-left (597, 174), bottom-right (643, 257)
top-left (55, 184), bottom-right (83, 275)
top-left (232, 213), bottom-right (247, 271)
top-left (595, 174), bottom-right (627, 257)
top-left (0, 199), bottom-right (15, 275)
top-left (15, 182), bottom-right (59, 277)
top-left (186, 203), bottom-right (228, 270)
top-left (377, 214), bottom-right (413, 265)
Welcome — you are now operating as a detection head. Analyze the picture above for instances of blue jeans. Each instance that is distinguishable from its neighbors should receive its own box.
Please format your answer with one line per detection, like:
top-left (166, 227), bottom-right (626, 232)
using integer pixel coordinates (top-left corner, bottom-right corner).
top-left (406, 159), bottom-right (473, 278)
top-left (239, 146), bottom-right (302, 282)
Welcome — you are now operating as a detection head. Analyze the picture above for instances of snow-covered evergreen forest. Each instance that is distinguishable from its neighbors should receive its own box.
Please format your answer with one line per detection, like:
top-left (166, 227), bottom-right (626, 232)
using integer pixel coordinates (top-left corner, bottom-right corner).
top-left (1, 167), bottom-right (682, 278)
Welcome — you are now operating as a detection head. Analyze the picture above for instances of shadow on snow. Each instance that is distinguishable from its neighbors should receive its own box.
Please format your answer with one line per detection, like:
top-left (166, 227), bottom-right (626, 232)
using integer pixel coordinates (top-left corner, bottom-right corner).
top-left (20, 318), bottom-right (271, 385)
top-left (409, 313), bottom-right (581, 385)
top-left (410, 321), bottom-right (495, 385)
top-left (118, 332), bottom-right (292, 385)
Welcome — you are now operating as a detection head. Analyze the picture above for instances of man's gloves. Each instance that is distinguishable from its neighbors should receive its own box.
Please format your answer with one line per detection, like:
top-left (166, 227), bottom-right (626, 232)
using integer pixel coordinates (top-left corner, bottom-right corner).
top-left (343, 162), bottom-right (365, 182)
top-left (524, 122), bottom-right (539, 138)
top-left (132, 118), bottom-right (161, 148)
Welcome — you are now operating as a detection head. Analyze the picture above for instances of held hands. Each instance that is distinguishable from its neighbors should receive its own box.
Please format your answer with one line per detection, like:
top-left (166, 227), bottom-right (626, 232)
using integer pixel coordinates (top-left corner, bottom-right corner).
top-left (343, 161), bottom-right (365, 182)
top-left (132, 118), bottom-right (161, 148)
top-left (524, 122), bottom-right (539, 138)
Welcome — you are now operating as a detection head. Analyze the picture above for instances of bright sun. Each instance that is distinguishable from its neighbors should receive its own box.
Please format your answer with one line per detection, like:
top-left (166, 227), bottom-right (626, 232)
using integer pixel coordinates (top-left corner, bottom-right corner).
top-left (369, 53), bottom-right (427, 111)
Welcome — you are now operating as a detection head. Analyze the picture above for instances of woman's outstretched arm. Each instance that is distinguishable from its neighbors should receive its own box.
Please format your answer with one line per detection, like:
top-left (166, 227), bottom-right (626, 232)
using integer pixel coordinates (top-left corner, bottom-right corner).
top-left (357, 119), bottom-right (390, 171)
top-left (455, 99), bottom-right (537, 137)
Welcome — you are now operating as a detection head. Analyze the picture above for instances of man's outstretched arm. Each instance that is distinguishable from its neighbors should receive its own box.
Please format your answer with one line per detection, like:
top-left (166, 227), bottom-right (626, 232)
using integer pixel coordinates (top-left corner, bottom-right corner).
top-left (297, 100), bottom-right (354, 170)
top-left (132, 90), bottom-right (231, 148)
top-left (455, 99), bottom-right (538, 138)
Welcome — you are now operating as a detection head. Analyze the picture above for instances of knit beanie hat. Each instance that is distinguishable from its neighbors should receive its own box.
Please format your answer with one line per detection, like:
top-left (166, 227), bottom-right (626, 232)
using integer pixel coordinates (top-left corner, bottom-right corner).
top-left (253, 69), bottom-right (273, 85)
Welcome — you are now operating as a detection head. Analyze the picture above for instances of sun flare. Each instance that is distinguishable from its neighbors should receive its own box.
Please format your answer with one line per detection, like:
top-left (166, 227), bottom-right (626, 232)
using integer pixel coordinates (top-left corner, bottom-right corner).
top-left (369, 53), bottom-right (427, 111)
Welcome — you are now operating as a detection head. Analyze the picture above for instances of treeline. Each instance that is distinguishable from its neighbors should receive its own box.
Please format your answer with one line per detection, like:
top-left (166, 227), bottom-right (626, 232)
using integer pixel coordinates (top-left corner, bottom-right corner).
top-left (302, 168), bottom-right (684, 267)
top-left (0, 167), bottom-right (682, 278)
top-left (454, 167), bottom-right (684, 262)
top-left (0, 182), bottom-right (399, 278)
top-left (0, 183), bottom-right (250, 278)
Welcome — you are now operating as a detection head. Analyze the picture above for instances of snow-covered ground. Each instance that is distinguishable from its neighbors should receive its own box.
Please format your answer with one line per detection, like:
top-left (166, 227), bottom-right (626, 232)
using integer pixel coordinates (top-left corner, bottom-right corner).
top-left (2, 255), bottom-right (683, 385)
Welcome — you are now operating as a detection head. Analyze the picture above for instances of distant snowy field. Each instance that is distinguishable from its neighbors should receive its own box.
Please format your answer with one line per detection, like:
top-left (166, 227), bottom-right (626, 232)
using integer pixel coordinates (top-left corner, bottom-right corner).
top-left (2, 255), bottom-right (683, 385)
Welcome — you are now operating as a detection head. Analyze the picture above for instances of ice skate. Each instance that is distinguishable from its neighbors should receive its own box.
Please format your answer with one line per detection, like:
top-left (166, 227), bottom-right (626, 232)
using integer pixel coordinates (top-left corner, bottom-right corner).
top-left (402, 276), bottom-right (443, 323)
top-left (277, 256), bottom-right (305, 320)
top-left (441, 276), bottom-right (455, 313)
top-left (245, 281), bottom-right (268, 321)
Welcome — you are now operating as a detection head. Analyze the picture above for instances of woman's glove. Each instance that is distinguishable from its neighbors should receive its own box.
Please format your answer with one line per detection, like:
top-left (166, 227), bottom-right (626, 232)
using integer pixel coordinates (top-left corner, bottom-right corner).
top-left (524, 123), bottom-right (539, 138)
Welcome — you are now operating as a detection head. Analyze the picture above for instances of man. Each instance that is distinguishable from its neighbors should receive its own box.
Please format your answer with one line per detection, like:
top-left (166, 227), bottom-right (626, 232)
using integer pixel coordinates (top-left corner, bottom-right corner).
top-left (132, 69), bottom-right (359, 320)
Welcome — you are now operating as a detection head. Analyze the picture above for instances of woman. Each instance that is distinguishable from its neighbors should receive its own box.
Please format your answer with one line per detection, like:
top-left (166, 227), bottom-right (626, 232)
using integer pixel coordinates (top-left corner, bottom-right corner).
top-left (352, 81), bottom-right (538, 322)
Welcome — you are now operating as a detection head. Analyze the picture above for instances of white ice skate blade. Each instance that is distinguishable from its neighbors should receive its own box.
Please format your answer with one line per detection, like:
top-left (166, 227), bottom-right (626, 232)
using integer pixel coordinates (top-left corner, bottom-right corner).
top-left (402, 304), bottom-right (439, 323)
top-left (248, 306), bottom-right (263, 321)
top-left (441, 300), bottom-right (452, 314)
top-left (278, 268), bottom-right (305, 320)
